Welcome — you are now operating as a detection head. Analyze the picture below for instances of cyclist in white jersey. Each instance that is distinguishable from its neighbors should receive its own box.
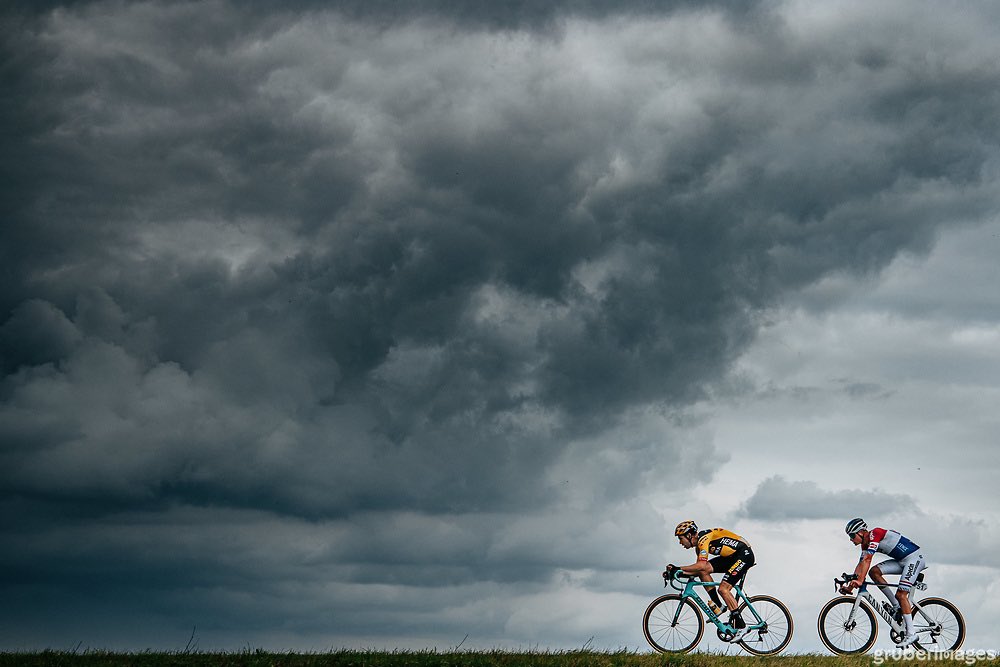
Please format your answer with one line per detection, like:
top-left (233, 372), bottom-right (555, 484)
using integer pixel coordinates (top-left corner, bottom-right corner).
top-left (841, 518), bottom-right (927, 648)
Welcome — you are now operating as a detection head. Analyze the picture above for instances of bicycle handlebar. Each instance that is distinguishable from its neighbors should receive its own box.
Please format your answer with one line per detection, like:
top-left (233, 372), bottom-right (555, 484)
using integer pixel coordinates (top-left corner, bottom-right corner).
top-left (833, 572), bottom-right (862, 593)
top-left (663, 569), bottom-right (694, 591)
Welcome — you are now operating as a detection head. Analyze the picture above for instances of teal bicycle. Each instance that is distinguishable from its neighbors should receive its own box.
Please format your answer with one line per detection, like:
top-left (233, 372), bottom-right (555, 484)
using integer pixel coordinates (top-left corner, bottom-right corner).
top-left (643, 570), bottom-right (794, 654)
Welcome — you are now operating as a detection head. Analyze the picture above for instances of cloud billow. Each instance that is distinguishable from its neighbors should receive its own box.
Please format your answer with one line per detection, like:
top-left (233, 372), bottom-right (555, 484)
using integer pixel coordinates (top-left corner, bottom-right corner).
top-left (3, 0), bottom-right (1000, 649)
top-left (3, 0), bottom-right (998, 531)
top-left (739, 476), bottom-right (914, 521)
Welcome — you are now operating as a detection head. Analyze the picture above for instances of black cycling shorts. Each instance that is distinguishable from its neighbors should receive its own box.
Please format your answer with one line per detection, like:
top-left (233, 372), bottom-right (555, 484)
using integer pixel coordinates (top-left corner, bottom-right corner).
top-left (709, 545), bottom-right (755, 586)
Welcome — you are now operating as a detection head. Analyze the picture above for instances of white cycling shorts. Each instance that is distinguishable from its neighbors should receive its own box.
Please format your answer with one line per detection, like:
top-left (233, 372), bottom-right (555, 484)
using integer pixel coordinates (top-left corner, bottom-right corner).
top-left (874, 549), bottom-right (926, 592)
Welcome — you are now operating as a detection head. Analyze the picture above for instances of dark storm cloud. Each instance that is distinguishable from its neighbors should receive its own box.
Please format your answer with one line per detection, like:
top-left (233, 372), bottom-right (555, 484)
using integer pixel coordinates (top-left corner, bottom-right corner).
top-left (3, 0), bottom-right (1000, 649)
top-left (2, 0), bottom-right (762, 29)
top-left (0, 2), bottom-right (767, 520)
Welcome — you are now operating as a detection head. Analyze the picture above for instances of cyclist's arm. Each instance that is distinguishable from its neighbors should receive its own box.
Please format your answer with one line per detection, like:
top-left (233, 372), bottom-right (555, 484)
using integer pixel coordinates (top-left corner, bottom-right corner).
top-left (849, 552), bottom-right (873, 588)
top-left (681, 533), bottom-right (715, 576)
top-left (679, 560), bottom-right (712, 576)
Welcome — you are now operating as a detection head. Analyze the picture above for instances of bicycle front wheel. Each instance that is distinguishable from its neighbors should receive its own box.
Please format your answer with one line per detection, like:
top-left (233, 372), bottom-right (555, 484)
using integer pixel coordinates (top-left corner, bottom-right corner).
top-left (737, 594), bottom-right (794, 655)
top-left (643, 594), bottom-right (704, 653)
top-left (913, 597), bottom-right (965, 652)
top-left (817, 596), bottom-right (878, 655)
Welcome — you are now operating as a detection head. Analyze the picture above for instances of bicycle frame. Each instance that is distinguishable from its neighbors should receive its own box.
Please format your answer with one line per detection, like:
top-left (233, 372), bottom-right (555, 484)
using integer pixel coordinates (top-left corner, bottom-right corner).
top-left (838, 575), bottom-right (934, 637)
top-left (669, 576), bottom-right (767, 635)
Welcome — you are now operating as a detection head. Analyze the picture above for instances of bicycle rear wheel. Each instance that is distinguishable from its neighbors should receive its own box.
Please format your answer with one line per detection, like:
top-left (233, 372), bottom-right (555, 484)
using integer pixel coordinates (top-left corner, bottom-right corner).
top-left (817, 596), bottom-right (878, 655)
top-left (737, 594), bottom-right (793, 655)
top-left (643, 594), bottom-right (704, 653)
top-left (913, 597), bottom-right (965, 652)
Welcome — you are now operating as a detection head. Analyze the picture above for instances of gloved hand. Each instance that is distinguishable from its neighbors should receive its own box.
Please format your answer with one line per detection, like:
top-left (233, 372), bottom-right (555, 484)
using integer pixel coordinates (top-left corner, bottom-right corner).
top-left (662, 564), bottom-right (678, 582)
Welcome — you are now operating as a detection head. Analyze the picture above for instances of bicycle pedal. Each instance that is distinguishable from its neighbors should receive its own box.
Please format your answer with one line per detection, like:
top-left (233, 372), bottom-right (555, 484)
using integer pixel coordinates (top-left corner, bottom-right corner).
top-left (729, 629), bottom-right (750, 643)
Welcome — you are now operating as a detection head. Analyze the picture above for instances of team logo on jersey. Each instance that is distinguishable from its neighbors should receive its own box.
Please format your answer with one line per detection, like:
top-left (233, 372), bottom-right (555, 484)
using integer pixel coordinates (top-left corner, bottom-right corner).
top-left (728, 560), bottom-right (744, 575)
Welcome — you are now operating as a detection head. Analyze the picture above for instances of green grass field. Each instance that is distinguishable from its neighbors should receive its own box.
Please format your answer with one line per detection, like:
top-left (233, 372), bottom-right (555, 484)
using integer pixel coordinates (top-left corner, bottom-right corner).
top-left (4, 651), bottom-right (995, 667)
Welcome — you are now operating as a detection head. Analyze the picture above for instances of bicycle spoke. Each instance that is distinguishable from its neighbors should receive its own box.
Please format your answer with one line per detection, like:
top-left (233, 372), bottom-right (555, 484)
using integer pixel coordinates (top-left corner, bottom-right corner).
top-left (912, 599), bottom-right (965, 652)
top-left (738, 596), bottom-right (793, 655)
top-left (651, 622), bottom-right (696, 650)
top-left (644, 595), bottom-right (705, 653)
top-left (819, 598), bottom-right (876, 655)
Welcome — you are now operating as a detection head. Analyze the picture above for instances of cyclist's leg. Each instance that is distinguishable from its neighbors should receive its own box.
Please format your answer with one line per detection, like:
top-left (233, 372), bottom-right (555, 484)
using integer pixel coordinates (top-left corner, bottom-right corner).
top-left (724, 571), bottom-right (751, 628)
top-left (895, 551), bottom-right (926, 614)
top-left (702, 558), bottom-right (724, 613)
top-left (706, 557), bottom-right (729, 614)
top-left (871, 559), bottom-right (903, 610)
top-left (712, 555), bottom-right (740, 612)
top-left (726, 546), bottom-right (754, 593)
top-left (720, 548), bottom-right (754, 629)
top-left (895, 551), bottom-right (926, 644)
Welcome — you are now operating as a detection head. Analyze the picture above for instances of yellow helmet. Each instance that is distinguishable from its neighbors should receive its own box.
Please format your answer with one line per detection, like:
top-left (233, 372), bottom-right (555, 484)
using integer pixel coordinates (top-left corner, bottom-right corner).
top-left (674, 520), bottom-right (698, 536)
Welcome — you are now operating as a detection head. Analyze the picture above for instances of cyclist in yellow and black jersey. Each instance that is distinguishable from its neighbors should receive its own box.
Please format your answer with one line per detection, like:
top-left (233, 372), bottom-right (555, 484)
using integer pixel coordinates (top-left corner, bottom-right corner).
top-left (664, 521), bottom-right (756, 640)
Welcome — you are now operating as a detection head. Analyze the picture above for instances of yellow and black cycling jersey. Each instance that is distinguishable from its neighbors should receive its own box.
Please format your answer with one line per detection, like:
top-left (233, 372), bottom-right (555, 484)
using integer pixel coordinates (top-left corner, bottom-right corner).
top-left (696, 528), bottom-right (751, 561)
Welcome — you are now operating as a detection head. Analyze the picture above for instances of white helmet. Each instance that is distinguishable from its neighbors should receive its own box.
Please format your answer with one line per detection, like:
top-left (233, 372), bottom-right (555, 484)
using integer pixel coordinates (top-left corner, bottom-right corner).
top-left (845, 518), bottom-right (867, 536)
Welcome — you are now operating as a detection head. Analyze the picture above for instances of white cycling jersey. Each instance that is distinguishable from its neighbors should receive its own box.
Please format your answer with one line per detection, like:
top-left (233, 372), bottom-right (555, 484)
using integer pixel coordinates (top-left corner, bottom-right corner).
top-left (866, 527), bottom-right (919, 560)
top-left (865, 527), bottom-right (926, 592)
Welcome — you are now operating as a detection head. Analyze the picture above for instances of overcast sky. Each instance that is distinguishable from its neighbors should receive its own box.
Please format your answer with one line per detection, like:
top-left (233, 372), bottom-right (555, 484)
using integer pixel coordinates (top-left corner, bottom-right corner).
top-left (2, 0), bottom-right (999, 653)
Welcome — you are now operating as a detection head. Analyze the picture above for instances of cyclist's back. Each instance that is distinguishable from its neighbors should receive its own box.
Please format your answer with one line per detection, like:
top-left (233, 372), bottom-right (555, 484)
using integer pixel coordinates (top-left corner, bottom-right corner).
top-left (866, 527), bottom-right (919, 560)
top-left (696, 528), bottom-right (750, 561)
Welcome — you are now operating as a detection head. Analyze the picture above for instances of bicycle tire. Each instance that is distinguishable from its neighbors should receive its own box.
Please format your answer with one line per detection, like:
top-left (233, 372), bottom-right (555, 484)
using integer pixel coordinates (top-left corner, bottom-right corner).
top-left (643, 594), bottom-right (704, 653)
top-left (737, 594), bottom-right (794, 655)
top-left (912, 597), bottom-right (965, 652)
top-left (817, 596), bottom-right (878, 655)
